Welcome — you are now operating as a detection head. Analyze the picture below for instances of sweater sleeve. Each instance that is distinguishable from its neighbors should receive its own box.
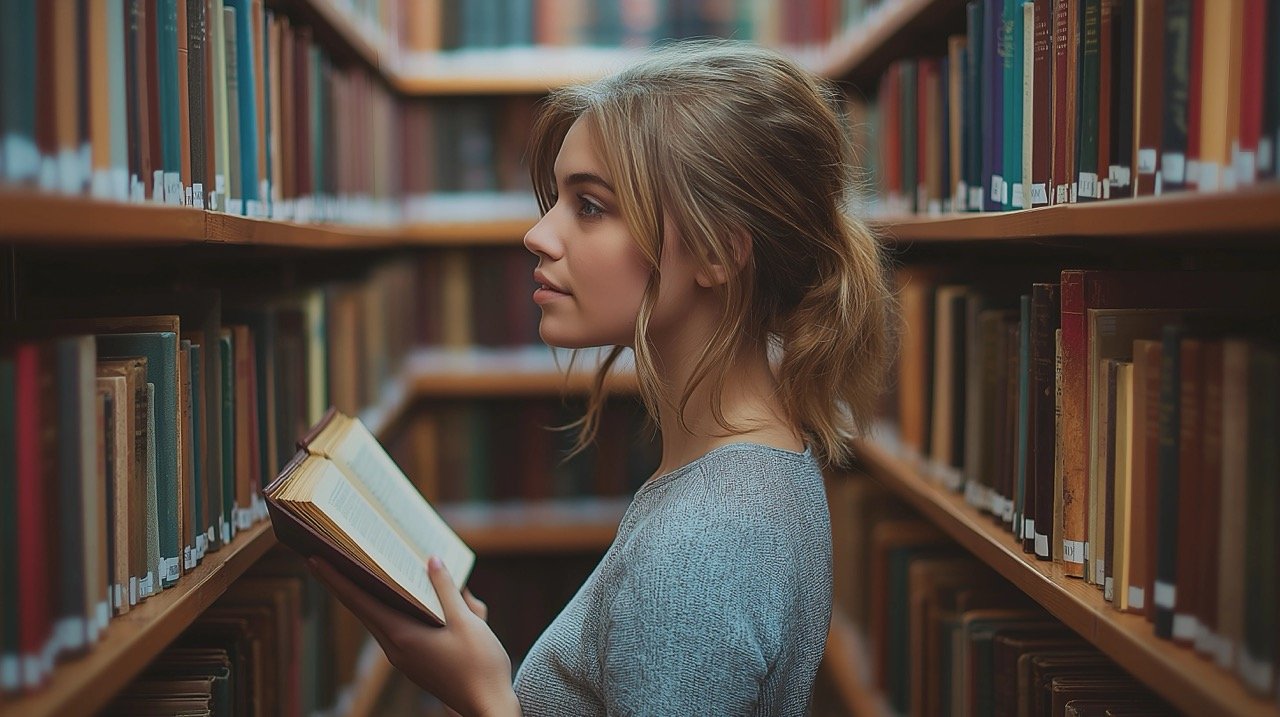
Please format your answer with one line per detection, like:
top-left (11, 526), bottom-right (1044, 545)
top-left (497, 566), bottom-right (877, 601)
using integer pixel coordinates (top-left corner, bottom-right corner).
top-left (598, 506), bottom-right (788, 716)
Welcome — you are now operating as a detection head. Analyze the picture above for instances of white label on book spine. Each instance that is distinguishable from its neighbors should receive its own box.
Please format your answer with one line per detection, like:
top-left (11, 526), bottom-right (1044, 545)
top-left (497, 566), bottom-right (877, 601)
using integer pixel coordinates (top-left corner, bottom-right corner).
top-left (1035, 532), bottom-right (1050, 558)
top-left (1154, 580), bottom-right (1177, 609)
top-left (1238, 151), bottom-right (1258, 185)
top-left (1128, 586), bottom-right (1144, 610)
top-left (1109, 164), bottom-right (1131, 188)
top-left (193, 183), bottom-right (205, 210)
top-left (91, 169), bottom-right (113, 199)
top-left (1056, 184), bottom-right (1068, 205)
top-left (1070, 182), bottom-right (1078, 203)
top-left (969, 187), bottom-right (984, 210)
top-left (1104, 577), bottom-right (1114, 602)
top-left (1078, 172), bottom-right (1098, 200)
top-left (1198, 162), bottom-right (1221, 192)
top-left (130, 175), bottom-right (145, 203)
top-left (1214, 634), bottom-right (1235, 670)
top-left (140, 571), bottom-right (154, 598)
top-left (1259, 138), bottom-right (1274, 173)
top-left (163, 557), bottom-right (180, 583)
top-left (1095, 558), bottom-right (1105, 584)
top-left (956, 181), bottom-right (969, 211)
top-left (1161, 152), bottom-right (1186, 184)
top-left (1185, 159), bottom-right (1201, 186)
top-left (57, 617), bottom-right (86, 655)
top-left (1031, 183), bottom-right (1048, 205)
top-left (1137, 148), bottom-right (1158, 174)
top-left (152, 169), bottom-right (165, 203)
top-left (1172, 614), bottom-right (1198, 641)
top-left (165, 172), bottom-right (183, 205)
top-left (964, 481), bottom-right (986, 509)
top-left (1024, 518), bottom-right (1035, 540)
top-left (129, 577), bottom-right (138, 606)
top-left (22, 655), bottom-right (41, 691)
top-left (991, 175), bottom-right (1004, 203)
top-left (111, 167), bottom-right (129, 202)
top-left (96, 600), bottom-right (110, 632)
top-left (184, 546), bottom-right (195, 571)
top-left (39, 156), bottom-right (58, 192)
top-left (58, 148), bottom-right (82, 195)
top-left (1, 653), bottom-right (18, 691)
top-left (1012, 183), bottom-right (1025, 208)
top-left (196, 534), bottom-right (207, 556)
top-left (1001, 498), bottom-right (1014, 523)
top-left (3, 134), bottom-right (39, 181)
top-left (1062, 539), bottom-right (1086, 564)
top-left (112, 584), bottom-right (122, 611)
top-left (247, 199), bottom-right (262, 218)
top-left (227, 198), bottom-right (243, 216)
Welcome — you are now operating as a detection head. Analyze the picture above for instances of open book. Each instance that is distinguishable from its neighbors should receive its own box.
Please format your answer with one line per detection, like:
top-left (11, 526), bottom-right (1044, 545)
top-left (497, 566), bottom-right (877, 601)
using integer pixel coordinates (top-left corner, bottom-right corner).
top-left (264, 408), bottom-right (475, 625)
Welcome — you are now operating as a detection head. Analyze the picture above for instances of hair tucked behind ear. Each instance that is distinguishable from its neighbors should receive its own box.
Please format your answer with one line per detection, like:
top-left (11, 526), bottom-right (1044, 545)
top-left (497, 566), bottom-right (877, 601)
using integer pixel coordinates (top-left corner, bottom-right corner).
top-left (528, 40), bottom-right (897, 466)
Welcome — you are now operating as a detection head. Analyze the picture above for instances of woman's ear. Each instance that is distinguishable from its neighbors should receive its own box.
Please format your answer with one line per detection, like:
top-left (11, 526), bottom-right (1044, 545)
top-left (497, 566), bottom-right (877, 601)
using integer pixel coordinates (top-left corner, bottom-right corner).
top-left (695, 230), bottom-right (752, 288)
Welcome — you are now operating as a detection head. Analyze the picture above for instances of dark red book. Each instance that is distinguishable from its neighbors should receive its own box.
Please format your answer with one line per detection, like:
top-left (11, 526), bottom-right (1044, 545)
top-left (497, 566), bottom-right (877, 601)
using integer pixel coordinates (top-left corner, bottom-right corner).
top-left (1238, 0), bottom-right (1267, 185)
top-left (15, 343), bottom-right (52, 690)
top-left (1032, 0), bottom-right (1055, 206)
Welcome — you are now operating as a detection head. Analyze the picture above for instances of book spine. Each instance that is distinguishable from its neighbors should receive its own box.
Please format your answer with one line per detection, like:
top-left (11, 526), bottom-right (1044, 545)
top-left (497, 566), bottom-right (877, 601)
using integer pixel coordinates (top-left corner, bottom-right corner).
top-left (984, 0), bottom-right (1005, 210)
top-left (1159, 0), bottom-right (1192, 192)
top-left (1259, 0), bottom-right (1280, 179)
top-left (1173, 337), bottom-right (1203, 644)
top-left (1003, 0), bottom-right (1023, 210)
top-left (1076, 0), bottom-right (1102, 200)
top-left (1236, 0), bottom-right (1266, 185)
top-left (1134, 0), bottom-right (1165, 196)
top-left (1051, 0), bottom-right (1071, 203)
top-left (1109, 0), bottom-right (1135, 198)
top-left (967, 1), bottom-right (986, 211)
top-left (1240, 347), bottom-right (1278, 693)
top-left (1017, 295), bottom-right (1034, 550)
top-left (1183, 0), bottom-right (1203, 190)
top-left (1, 0), bottom-right (39, 183)
top-left (1153, 324), bottom-right (1183, 638)
top-left (1096, 0), bottom-right (1114, 198)
top-left (1032, 0), bottom-right (1054, 205)
top-left (1031, 283), bottom-right (1059, 560)
top-left (187, 0), bottom-right (206, 208)
top-left (1196, 341), bottom-right (1223, 658)
top-left (1058, 270), bottom-right (1087, 576)
top-left (14, 345), bottom-right (51, 690)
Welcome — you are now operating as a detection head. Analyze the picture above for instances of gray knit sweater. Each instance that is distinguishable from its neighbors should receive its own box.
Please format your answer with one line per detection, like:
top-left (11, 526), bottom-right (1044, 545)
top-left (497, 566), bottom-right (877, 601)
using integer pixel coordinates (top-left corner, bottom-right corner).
top-left (512, 442), bottom-right (833, 716)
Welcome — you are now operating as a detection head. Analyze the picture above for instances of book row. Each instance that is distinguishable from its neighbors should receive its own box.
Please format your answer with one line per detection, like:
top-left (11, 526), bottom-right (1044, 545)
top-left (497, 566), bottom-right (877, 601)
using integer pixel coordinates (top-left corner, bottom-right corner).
top-left (891, 266), bottom-right (1280, 700)
top-left (417, 247), bottom-right (542, 349)
top-left (101, 548), bottom-right (373, 717)
top-left (828, 470), bottom-right (1180, 716)
top-left (400, 397), bottom-right (660, 504)
top-left (855, 0), bottom-right (1280, 216)
top-left (0, 1), bottom-right (538, 224)
top-left (0, 258), bottom-right (418, 695)
top-left (357, 0), bottom-right (888, 56)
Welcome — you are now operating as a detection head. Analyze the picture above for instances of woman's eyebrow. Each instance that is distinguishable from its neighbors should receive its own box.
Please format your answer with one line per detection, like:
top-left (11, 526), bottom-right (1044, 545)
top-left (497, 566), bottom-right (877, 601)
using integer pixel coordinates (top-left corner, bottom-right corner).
top-left (563, 172), bottom-right (615, 193)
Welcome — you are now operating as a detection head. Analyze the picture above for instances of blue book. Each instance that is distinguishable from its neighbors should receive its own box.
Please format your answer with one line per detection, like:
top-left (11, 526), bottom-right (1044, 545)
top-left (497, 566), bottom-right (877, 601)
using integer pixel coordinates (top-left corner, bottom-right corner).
top-left (966, 0), bottom-right (985, 211)
top-left (97, 332), bottom-right (181, 589)
top-left (225, 0), bottom-right (259, 210)
top-left (157, 0), bottom-right (182, 201)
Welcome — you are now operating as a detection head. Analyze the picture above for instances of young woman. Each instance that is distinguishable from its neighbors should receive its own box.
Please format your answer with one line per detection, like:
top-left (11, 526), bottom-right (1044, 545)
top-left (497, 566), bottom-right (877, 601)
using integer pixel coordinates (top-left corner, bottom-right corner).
top-left (309, 40), bottom-right (895, 716)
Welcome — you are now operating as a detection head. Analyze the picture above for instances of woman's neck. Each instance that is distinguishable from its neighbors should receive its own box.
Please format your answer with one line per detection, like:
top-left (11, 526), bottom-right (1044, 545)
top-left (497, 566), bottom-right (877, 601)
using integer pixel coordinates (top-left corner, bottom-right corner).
top-left (646, 336), bottom-right (803, 480)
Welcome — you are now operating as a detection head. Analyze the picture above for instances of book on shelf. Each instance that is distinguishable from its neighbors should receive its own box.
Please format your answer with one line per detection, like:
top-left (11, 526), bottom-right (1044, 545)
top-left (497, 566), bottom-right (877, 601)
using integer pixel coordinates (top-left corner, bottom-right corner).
top-left (265, 407), bottom-right (475, 626)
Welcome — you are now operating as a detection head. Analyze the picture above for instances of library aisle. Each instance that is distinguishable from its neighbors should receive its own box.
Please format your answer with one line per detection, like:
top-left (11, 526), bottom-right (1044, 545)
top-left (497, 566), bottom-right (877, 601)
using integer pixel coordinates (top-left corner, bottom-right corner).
top-left (2, 0), bottom-right (1279, 715)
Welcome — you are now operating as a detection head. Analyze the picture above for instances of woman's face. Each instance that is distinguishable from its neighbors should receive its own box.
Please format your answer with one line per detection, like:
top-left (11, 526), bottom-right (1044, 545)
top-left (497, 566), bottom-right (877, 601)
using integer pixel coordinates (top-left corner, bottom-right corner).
top-left (523, 118), bottom-right (654, 349)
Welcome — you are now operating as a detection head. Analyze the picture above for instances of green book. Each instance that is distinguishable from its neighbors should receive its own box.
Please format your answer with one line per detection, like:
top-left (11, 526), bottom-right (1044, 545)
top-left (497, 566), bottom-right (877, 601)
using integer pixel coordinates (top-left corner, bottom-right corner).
top-left (188, 343), bottom-right (206, 559)
top-left (98, 332), bottom-right (181, 589)
top-left (0, 0), bottom-right (38, 182)
top-left (1002, 0), bottom-right (1024, 209)
top-left (209, 0), bottom-right (230, 211)
top-left (223, 6), bottom-right (242, 215)
top-left (900, 60), bottom-right (919, 213)
top-left (1075, 0), bottom-right (1102, 201)
top-left (182, 339), bottom-right (203, 568)
top-left (157, 0), bottom-right (182, 203)
top-left (219, 331), bottom-right (235, 544)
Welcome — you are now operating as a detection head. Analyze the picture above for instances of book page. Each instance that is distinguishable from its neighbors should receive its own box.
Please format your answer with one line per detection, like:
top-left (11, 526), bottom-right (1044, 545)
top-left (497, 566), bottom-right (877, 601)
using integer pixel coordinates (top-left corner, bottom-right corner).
top-left (309, 460), bottom-right (445, 621)
top-left (326, 418), bottom-right (474, 585)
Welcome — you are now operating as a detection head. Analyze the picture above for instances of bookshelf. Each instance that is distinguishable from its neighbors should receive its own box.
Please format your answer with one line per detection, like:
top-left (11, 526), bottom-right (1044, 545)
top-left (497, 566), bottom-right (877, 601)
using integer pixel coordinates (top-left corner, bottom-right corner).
top-left (0, 522), bottom-right (275, 717)
top-left (821, 611), bottom-right (888, 717)
top-left (853, 435), bottom-right (1280, 717)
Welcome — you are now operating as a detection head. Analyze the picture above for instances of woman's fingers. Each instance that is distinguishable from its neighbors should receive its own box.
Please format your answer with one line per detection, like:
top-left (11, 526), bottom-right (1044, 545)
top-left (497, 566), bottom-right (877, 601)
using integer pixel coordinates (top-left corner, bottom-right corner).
top-left (308, 557), bottom-right (413, 646)
top-left (425, 556), bottom-right (469, 625)
top-left (461, 589), bottom-right (488, 622)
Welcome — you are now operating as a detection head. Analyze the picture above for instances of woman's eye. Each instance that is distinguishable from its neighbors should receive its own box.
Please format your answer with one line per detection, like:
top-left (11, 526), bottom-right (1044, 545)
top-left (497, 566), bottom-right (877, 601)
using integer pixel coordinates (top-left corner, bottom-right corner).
top-left (577, 196), bottom-right (604, 218)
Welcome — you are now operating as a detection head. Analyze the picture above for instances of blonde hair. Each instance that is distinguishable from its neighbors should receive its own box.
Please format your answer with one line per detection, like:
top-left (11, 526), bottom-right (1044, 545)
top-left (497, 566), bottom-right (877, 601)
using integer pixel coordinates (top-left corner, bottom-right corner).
top-left (529, 40), bottom-right (896, 466)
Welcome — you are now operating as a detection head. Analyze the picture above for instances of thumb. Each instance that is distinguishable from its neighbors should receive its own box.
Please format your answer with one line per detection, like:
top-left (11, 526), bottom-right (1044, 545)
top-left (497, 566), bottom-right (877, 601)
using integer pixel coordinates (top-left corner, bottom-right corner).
top-left (426, 556), bottom-right (468, 623)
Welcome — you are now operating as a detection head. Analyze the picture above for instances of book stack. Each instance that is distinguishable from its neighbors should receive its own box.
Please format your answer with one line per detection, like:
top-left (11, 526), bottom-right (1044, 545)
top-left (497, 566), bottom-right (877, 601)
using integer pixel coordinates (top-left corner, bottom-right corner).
top-left (889, 265), bottom-right (1280, 699)
top-left (0, 255), bottom-right (419, 696)
top-left (100, 547), bottom-right (370, 716)
top-left (415, 247), bottom-right (543, 349)
top-left (859, 0), bottom-right (1280, 216)
top-left (828, 470), bottom-right (1181, 716)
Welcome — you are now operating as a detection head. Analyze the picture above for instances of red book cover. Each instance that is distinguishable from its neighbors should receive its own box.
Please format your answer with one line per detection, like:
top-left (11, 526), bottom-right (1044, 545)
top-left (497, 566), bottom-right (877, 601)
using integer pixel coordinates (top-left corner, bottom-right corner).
top-left (1237, 0), bottom-right (1266, 184)
top-left (15, 343), bottom-right (51, 689)
top-left (1033, 0), bottom-right (1054, 205)
top-left (880, 63), bottom-right (903, 208)
top-left (1196, 340), bottom-right (1223, 655)
top-left (1134, 0), bottom-right (1165, 196)
top-left (1184, 0), bottom-right (1204, 189)
top-left (1051, 0), bottom-right (1075, 204)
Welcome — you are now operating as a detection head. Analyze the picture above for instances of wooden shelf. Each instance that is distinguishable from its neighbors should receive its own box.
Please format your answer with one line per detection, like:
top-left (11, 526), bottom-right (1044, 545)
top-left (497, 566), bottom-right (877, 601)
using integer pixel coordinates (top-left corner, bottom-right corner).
top-left (404, 347), bottom-right (638, 396)
top-left (0, 193), bottom-right (206, 246)
top-left (818, 0), bottom-right (968, 88)
top-left (871, 185), bottom-right (1280, 244)
top-left (0, 522), bottom-right (276, 717)
top-left (438, 497), bottom-right (628, 554)
top-left (401, 218), bottom-right (536, 245)
top-left (852, 436), bottom-right (1280, 717)
top-left (821, 610), bottom-right (889, 717)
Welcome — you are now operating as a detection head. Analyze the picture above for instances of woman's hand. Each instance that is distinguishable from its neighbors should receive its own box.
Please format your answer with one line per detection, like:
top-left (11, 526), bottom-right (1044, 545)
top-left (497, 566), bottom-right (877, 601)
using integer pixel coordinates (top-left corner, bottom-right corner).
top-left (307, 556), bottom-right (520, 717)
